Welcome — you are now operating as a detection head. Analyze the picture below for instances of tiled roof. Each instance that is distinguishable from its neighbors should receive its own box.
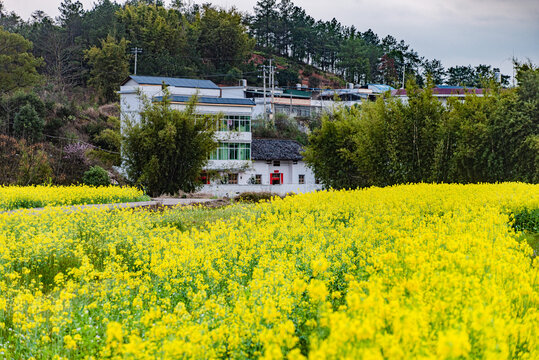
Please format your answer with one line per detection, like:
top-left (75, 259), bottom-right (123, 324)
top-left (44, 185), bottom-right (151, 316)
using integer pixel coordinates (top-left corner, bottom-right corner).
top-left (125, 75), bottom-right (220, 89)
top-left (251, 139), bottom-right (304, 161)
top-left (153, 95), bottom-right (255, 106)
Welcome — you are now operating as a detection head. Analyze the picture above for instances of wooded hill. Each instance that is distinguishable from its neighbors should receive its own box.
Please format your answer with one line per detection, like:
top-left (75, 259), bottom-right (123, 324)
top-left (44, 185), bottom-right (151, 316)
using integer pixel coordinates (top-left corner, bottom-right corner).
top-left (0, 0), bottom-right (527, 187)
top-left (1, 0), bottom-right (510, 104)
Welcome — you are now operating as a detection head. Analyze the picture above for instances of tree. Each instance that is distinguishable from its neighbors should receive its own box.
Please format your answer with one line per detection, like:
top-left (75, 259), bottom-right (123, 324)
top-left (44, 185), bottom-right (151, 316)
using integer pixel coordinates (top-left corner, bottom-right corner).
top-left (115, 2), bottom-right (198, 77)
top-left (196, 5), bottom-right (255, 75)
top-left (81, 0), bottom-right (121, 48)
top-left (0, 1), bottom-right (21, 32)
top-left (447, 65), bottom-right (475, 86)
top-left (252, 0), bottom-right (278, 50)
top-left (85, 35), bottom-right (130, 103)
top-left (0, 27), bottom-right (43, 95)
top-left (303, 107), bottom-right (365, 189)
top-left (0, 91), bottom-right (47, 136)
top-left (13, 103), bottom-right (43, 142)
top-left (337, 36), bottom-right (372, 84)
top-left (123, 92), bottom-right (218, 196)
top-left (422, 59), bottom-right (445, 85)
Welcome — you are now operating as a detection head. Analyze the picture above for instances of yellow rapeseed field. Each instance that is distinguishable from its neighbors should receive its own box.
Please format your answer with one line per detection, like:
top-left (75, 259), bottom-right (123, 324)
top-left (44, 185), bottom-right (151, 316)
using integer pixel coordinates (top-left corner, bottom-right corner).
top-left (0, 185), bottom-right (148, 211)
top-left (0, 183), bottom-right (537, 359)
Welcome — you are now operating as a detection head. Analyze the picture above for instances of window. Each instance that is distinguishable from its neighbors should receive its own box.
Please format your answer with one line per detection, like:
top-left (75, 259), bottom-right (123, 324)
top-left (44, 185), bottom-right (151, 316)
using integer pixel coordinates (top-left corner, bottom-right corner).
top-left (255, 174), bottom-right (262, 184)
top-left (218, 115), bottom-right (251, 132)
top-left (299, 174), bottom-right (305, 184)
top-left (210, 143), bottom-right (251, 160)
top-left (273, 160), bottom-right (280, 166)
top-left (228, 173), bottom-right (238, 184)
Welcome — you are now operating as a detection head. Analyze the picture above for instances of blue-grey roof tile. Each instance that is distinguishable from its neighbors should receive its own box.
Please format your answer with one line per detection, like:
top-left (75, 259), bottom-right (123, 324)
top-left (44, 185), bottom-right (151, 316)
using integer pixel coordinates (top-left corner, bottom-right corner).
top-left (251, 139), bottom-right (304, 161)
top-left (154, 95), bottom-right (255, 106)
top-left (128, 75), bottom-right (220, 89)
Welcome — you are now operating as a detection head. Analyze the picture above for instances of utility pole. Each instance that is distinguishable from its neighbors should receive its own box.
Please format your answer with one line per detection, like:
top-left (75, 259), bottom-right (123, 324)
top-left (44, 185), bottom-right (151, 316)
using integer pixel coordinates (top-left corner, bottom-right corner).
top-left (262, 65), bottom-right (267, 120)
top-left (270, 59), bottom-right (275, 122)
top-left (402, 63), bottom-right (406, 89)
top-left (131, 47), bottom-right (143, 75)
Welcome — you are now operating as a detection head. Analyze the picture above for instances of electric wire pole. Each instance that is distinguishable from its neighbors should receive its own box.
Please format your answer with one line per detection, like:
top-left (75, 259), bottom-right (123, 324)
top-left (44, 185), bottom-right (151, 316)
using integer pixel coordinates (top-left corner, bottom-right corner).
top-left (270, 59), bottom-right (275, 121)
top-left (262, 65), bottom-right (267, 120)
top-left (131, 47), bottom-right (143, 75)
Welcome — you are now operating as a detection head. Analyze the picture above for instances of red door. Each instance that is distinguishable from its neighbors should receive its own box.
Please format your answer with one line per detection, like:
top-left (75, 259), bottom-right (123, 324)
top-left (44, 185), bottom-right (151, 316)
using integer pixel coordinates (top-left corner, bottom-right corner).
top-left (270, 172), bottom-right (282, 185)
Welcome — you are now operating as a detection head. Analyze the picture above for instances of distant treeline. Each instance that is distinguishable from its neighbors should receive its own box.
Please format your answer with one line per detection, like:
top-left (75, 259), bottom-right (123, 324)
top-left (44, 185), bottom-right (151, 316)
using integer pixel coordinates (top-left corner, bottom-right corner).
top-left (1, 0), bottom-right (510, 102)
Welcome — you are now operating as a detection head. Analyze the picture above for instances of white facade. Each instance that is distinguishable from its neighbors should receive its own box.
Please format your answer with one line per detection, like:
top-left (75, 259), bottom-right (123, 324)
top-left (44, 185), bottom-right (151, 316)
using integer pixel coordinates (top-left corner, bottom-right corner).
top-left (119, 78), bottom-right (221, 123)
top-left (199, 160), bottom-right (322, 196)
top-left (119, 76), bottom-right (322, 196)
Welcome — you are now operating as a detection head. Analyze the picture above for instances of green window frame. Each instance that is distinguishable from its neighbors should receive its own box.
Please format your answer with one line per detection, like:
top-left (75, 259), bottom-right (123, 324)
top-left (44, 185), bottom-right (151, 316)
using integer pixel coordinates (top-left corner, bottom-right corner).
top-left (218, 115), bottom-right (251, 132)
top-left (210, 142), bottom-right (251, 160)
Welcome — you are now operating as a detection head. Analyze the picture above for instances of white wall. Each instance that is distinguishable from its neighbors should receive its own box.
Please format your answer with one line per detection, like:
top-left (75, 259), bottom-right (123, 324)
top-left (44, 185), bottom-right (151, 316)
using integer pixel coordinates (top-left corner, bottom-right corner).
top-left (220, 87), bottom-right (246, 99)
top-left (203, 160), bottom-right (317, 187)
top-left (198, 183), bottom-right (323, 197)
top-left (119, 80), bottom-right (223, 120)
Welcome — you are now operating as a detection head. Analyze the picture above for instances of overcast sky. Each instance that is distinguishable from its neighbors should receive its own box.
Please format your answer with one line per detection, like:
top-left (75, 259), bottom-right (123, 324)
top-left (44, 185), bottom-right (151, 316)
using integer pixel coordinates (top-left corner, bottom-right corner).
top-left (4, 0), bottom-right (538, 79)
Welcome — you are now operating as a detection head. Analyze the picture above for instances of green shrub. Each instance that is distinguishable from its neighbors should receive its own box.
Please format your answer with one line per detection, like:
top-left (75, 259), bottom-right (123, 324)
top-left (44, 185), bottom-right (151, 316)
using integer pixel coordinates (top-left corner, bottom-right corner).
top-left (512, 208), bottom-right (539, 233)
top-left (235, 192), bottom-right (275, 203)
top-left (83, 166), bottom-right (111, 186)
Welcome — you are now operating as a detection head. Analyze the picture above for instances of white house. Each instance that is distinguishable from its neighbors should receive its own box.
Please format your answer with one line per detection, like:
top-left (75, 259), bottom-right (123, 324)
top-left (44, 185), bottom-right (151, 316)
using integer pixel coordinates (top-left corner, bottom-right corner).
top-left (199, 138), bottom-right (322, 196)
top-left (119, 75), bottom-right (322, 196)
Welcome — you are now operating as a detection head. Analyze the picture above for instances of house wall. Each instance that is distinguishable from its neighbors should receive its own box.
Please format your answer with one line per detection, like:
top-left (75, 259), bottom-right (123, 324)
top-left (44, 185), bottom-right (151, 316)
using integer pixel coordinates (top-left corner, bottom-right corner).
top-left (202, 160), bottom-right (319, 188)
top-left (198, 183), bottom-right (323, 197)
top-left (220, 87), bottom-right (246, 99)
top-left (119, 80), bottom-right (221, 122)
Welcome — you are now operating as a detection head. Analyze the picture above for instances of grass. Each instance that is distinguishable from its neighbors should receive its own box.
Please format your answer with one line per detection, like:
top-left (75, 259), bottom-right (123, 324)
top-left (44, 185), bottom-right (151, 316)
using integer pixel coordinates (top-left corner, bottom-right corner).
top-left (511, 207), bottom-right (539, 255)
top-left (520, 232), bottom-right (539, 255)
top-left (152, 202), bottom-right (258, 232)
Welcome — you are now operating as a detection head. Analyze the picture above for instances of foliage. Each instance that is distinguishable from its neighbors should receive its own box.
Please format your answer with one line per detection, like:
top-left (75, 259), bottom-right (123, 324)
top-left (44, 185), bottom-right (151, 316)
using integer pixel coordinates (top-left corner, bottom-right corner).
top-left (235, 191), bottom-right (274, 202)
top-left (16, 141), bottom-right (52, 185)
top-left (0, 183), bottom-right (537, 358)
top-left (85, 36), bottom-right (130, 103)
top-left (2, 0), bottom-right (513, 90)
top-left (252, 113), bottom-right (308, 145)
top-left (0, 184), bottom-right (146, 210)
top-left (0, 91), bottom-right (48, 136)
top-left (304, 107), bottom-right (365, 189)
top-left (306, 72), bottom-right (538, 189)
top-left (446, 64), bottom-right (508, 87)
top-left (0, 27), bottom-right (43, 95)
top-left (196, 5), bottom-right (255, 75)
top-left (58, 142), bottom-right (91, 185)
top-left (512, 208), bottom-right (539, 233)
top-left (83, 165), bottom-right (111, 187)
top-left (0, 135), bottom-right (20, 184)
top-left (123, 92), bottom-right (218, 196)
top-left (13, 103), bottom-right (43, 142)
top-left (115, 2), bottom-right (199, 77)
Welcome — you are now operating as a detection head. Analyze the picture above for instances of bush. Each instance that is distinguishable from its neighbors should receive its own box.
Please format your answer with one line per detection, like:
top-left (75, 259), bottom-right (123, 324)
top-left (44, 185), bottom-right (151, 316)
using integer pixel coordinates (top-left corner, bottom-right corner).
top-left (13, 104), bottom-right (44, 142)
top-left (17, 142), bottom-right (53, 185)
top-left (0, 135), bottom-right (20, 184)
top-left (58, 142), bottom-right (91, 184)
top-left (83, 166), bottom-right (111, 187)
top-left (235, 192), bottom-right (274, 202)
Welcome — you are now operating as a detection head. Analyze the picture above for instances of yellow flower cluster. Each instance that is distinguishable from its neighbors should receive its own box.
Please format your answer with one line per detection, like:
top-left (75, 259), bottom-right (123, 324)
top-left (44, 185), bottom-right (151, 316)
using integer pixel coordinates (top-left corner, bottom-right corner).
top-left (0, 185), bottom-right (147, 210)
top-left (0, 183), bottom-right (537, 359)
